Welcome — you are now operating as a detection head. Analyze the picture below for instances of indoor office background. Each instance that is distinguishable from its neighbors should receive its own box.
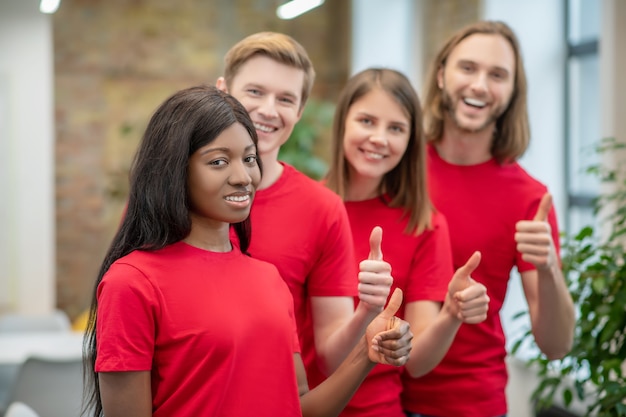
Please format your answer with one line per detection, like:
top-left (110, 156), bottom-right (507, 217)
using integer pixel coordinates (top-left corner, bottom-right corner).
top-left (0, 0), bottom-right (624, 416)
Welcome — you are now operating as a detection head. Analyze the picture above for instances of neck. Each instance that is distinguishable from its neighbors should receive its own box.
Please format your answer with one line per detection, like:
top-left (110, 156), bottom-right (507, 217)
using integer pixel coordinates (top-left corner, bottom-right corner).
top-left (345, 173), bottom-right (381, 202)
top-left (184, 218), bottom-right (232, 252)
top-left (436, 118), bottom-right (494, 165)
top-left (258, 154), bottom-right (284, 190)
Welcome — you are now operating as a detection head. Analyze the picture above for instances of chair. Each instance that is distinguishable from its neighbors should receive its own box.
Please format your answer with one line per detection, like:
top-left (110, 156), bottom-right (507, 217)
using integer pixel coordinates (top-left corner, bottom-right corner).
top-left (4, 402), bottom-right (40, 417)
top-left (0, 311), bottom-right (71, 333)
top-left (5, 357), bottom-right (84, 417)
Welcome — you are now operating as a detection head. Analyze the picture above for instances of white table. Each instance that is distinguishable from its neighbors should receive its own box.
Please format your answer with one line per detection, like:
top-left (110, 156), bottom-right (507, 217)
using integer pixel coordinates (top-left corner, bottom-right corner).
top-left (0, 331), bottom-right (84, 364)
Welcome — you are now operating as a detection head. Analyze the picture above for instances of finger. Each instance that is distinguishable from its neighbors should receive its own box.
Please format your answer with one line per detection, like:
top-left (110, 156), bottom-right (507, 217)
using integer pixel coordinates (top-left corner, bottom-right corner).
top-left (375, 341), bottom-right (412, 359)
top-left (368, 226), bottom-right (383, 261)
top-left (378, 288), bottom-right (403, 321)
top-left (533, 193), bottom-right (552, 222)
top-left (456, 251), bottom-right (481, 278)
top-left (449, 251), bottom-right (481, 293)
top-left (358, 260), bottom-right (392, 274)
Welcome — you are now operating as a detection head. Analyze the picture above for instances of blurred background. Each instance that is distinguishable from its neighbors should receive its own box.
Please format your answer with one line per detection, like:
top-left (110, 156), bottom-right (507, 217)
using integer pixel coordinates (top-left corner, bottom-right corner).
top-left (0, 0), bottom-right (624, 414)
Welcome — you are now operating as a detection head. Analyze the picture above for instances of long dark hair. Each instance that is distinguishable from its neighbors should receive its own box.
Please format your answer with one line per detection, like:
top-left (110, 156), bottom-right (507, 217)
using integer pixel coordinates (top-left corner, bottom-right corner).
top-left (82, 85), bottom-right (261, 416)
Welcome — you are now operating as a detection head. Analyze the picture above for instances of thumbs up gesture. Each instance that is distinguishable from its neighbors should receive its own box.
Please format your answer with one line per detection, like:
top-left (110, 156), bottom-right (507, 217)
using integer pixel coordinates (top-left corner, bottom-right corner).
top-left (444, 251), bottom-right (489, 323)
top-left (515, 193), bottom-right (557, 271)
top-left (358, 226), bottom-right (393, 313)
top-left (366, 288), bottom-right (413, 366)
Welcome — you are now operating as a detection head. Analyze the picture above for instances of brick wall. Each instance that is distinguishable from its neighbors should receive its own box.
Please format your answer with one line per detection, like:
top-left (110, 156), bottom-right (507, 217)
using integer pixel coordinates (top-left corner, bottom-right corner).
top-left (421, 0), bottom-right (481, 87)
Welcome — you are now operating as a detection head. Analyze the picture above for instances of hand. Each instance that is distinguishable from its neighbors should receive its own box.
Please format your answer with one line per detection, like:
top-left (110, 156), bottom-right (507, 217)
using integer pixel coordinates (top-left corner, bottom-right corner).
top-left (357, 226), bottom-right (393, 313)
top-left (515, 193), bottom-right (558, 271)
top-left (444, 251), bottom-right (489, 323)
top-left (366, 288), bottom-right (413, 366)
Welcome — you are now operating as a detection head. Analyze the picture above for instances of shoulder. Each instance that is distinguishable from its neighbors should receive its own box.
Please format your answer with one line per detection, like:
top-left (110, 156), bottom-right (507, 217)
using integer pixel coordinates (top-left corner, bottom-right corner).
top-left (281, 164), bottom-right (345, 207)
top-left (503, 162), bottom-right (550, 195)
top-left (430, 209), bottom-right (450, 230)
top-left (240, 253), bottom-right (281, 274)
top-left (103, 244), bottom-right (187, 284)
top-left (240, 255), bottom-right (292, 291)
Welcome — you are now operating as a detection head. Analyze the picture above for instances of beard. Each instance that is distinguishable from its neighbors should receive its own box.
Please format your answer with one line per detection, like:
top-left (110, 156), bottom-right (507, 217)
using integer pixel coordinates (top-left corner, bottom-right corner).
top-left (441, 88), bottom-right (507, 134)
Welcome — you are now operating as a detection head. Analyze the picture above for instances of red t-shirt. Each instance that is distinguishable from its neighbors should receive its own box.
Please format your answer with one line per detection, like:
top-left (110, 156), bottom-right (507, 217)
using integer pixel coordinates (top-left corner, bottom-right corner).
top-left (237, 162), bottom-right (358, 383)
top-left (339, 196), bottom-right (452, 417)
top-left (96, 241), bottom-right (301, 417)
top-left (401, 144), bottom-right (561, 417)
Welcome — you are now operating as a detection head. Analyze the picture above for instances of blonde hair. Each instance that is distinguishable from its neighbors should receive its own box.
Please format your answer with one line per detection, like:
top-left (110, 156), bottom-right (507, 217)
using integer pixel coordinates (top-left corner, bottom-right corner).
top-left (222, 32), bottom-right (315, 110)
top-left (325, 68), bottom-right (432, 235)
top-left (423, 20), bottom-right (529, 164)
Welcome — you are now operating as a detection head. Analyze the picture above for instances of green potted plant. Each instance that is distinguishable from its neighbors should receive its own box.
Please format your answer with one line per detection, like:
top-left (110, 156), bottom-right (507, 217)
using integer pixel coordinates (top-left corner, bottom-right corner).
top-left (511, 137), bottom-right (626, 416)
top-left (278, 99), bottom-right (334, 180)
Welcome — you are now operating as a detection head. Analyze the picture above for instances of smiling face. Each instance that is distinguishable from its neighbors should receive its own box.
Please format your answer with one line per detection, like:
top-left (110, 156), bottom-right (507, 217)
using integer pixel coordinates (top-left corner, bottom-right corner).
top-left (187, 122), bottom-right (261, 226)
top-left (342, 87), bottom-right (411, 199)
top-left (219, 54), bottom-right (305, 163)
top-left (437, 33), bottom-right (516, 134)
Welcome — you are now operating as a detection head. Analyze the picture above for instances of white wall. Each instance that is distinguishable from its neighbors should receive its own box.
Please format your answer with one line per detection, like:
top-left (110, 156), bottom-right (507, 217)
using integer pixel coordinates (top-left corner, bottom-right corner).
top-left (350, 0), bottom-right (423, 88)
top-left (0, 0), bottom-right (56, 314)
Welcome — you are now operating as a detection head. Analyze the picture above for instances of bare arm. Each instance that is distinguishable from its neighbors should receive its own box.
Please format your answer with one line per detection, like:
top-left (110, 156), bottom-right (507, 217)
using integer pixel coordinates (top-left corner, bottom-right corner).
top-left (404, 251), bottom-right (489, 377)
top-left (99, 371), bottom-right (152, 417)
top-left (312, 227), bottom-right (393, 374)
top-left (520, 267), bottom-right (574, 359)
top-left (299, 289), bottom-right (411, 417)
top-left (516, 193), bottom-right (575, 359)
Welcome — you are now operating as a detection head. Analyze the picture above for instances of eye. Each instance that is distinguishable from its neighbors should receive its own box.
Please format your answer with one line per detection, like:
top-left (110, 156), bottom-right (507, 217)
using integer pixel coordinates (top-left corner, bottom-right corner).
top-left (491, 71), bottom-right (506, 80)
top-left (459, 63), bottom-right (474, 73)
top-left (359, 117), bottom-right (373, 125)
top-left (389, 125), bottom-right (406, 134)
top-left (209, 158), bottom-right (228, 167)
top-left (244, 155), bottom-right (258, 165)
top-left (278, 96), bottom-right (296, 105)
top-left (247, 88), bottom-right (262, 96)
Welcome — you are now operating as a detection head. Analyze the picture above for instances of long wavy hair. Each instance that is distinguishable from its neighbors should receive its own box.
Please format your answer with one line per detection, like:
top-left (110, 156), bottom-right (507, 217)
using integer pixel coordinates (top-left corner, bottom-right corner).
top-left (325, 68), bottom-right (432, 235)
top-left (82, 85), bottom-right (262, 416)
top-left (423, 20), bottom-right (530, 164)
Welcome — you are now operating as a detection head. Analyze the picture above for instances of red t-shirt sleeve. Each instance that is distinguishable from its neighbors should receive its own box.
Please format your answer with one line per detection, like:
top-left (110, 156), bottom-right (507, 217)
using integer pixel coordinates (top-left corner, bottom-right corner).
top-left (95, 262), bottom-right (158, 372)
top-left (404, 212), bottom-right (454, 303)
top-left (307, 196), bottom-right (358, 297)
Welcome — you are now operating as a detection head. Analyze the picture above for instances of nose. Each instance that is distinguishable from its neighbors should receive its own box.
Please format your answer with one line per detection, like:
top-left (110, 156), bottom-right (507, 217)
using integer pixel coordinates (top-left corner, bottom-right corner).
top-left (228, 160), bottom-right (253, 186)
top-left (257, 95), bottom-right (278, 119)
top-left (470, 72), bottom-right (488, 95)
top-left (368, 128), bottom-right (388, 147)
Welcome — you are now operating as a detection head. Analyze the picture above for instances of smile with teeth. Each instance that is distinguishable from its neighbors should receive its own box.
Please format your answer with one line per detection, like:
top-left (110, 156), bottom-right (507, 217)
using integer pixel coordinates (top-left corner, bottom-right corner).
top-left (363, 150), bottom-right (385, 160)
top-left (225, 195), bottom-right (250, 202)
top-left (254, 122), bottom-right (278, 133)
top-left (463, 97), bottom-right (487, 108)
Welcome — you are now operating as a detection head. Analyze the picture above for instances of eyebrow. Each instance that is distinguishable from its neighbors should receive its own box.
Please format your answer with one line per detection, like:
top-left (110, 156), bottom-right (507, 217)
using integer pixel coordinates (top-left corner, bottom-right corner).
top-left (356, 111), bottom-right (409, 128)
top-left (457, 59), bottom-right (511, 75)
top-left (199, 143), bottom-right (257, 156)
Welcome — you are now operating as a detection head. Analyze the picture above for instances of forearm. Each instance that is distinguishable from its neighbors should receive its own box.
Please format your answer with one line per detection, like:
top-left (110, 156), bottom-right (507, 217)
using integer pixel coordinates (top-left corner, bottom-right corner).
top-left (301, 336), bottom-right (375, 417)
top-left (405, 309), bottom-right (461, 378)
top-left (316, 303), bottom-right (377, 374)
top-left (531, 266), bottom-right (575, 359)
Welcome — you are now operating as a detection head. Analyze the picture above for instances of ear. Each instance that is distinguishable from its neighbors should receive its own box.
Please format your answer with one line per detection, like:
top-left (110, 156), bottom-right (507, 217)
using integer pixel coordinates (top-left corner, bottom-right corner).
top-left (296, 105), bottom-right (305, 121)
top-left (436, 66), bottom-right (444, 89)
top-left (216, 77), bottom-right (228, 93)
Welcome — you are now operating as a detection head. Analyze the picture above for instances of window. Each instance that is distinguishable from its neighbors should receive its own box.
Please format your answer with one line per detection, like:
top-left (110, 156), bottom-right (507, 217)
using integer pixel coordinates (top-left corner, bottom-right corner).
top-left (564, 0), bottom-right (601, 234)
